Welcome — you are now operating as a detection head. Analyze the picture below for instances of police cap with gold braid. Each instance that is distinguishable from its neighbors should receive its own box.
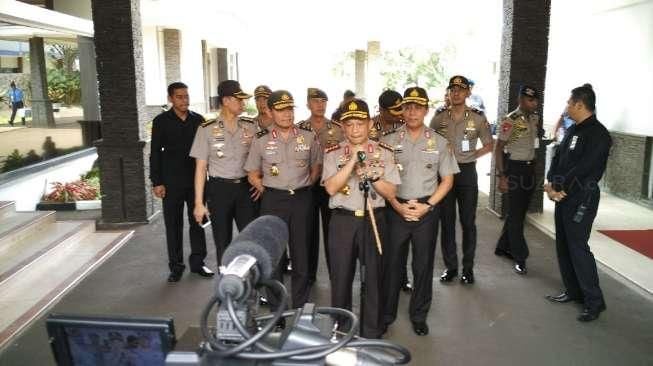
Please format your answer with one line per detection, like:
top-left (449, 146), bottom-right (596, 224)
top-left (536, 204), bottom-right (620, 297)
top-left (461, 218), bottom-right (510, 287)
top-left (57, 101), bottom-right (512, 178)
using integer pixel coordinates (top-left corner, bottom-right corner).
top-left (267, 90), bottom-right (295, 110)
top-left (339, 98), bottom-right (370, 121)
top-left (447, 75), bottom-right (470, 90)
top-left (402, 86), bottom-right (429, 106)
top-left (379, 90), bottom-right (403, 116)
top-left (254, 85), bottom-right (272, 98)
top-left (519, 85), bottom-right (540, 99)
top-left (307, 88), bottom-right (328, 101)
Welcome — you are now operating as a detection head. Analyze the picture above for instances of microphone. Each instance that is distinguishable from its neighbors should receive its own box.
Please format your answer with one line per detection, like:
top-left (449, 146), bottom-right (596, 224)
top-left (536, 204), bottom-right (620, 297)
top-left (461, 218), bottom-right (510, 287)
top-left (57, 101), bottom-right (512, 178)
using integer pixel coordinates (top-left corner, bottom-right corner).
top-left (217, 215), bottom-right (287, 302)
top-left (357, 150), bottom-right (366, 164)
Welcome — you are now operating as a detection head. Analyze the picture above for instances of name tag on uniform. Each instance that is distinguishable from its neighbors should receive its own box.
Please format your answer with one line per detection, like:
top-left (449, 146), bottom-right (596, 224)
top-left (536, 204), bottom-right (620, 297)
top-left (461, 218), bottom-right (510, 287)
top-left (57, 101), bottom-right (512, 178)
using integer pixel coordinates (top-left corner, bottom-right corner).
top-left (461, 140), bottom-right (470, 152)
top-left (570, 135), bottom-right (578, 150)
top-left (534, 138), bottom-right (540, 149)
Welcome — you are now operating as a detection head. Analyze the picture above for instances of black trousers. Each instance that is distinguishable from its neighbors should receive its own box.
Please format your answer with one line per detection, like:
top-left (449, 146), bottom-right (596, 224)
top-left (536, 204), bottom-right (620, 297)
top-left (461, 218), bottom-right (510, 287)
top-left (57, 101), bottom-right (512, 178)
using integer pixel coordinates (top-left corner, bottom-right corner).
top-left (554, 192), bottom-right (605, 311)
top-left (206, 178), bottom-right (258, 265)
top-left (441, 162), bottom-right (478, 271)
top-left (9, 101), bottom-right (26, 125)
top-left (496, 161), bottom-right (536, 265)
top-left (384, 199), bottom-right (438, 324)
top-left (328, 209), bottom-right (385, 339)
top-left (309, 182), bottom-right (332, 281)
top-left (162, 185), bottom-right (207, 273)
top-left (261, 187), bottom-right (313, 309)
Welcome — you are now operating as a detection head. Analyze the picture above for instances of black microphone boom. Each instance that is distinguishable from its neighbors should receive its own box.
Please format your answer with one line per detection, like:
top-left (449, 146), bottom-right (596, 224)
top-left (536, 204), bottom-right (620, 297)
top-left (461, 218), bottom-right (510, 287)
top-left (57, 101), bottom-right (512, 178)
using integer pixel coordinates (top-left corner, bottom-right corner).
top-left (221, 215), bottom-right (287, 279)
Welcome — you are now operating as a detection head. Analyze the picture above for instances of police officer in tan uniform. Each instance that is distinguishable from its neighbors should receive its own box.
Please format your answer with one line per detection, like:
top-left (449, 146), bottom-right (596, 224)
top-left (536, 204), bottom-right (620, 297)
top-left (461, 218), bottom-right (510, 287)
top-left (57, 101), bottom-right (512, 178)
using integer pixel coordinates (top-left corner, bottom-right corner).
top-left (190, 80), bottom-right (258, 266)
top-left (494, 85), bottom-right (541, 275)
top-left (369, 89), bottom-right (404, 141)
top-left (253, 85), bottom-right (274, 131)
top-left (245, 90), bottom-right (322, 309)
top-left (382, 87), bottom-right (459, 336)
top-left (297, 88), bottom-right (344, 284)
top-left (429, 75), bottom-right (493, 284)
top-left (322, 98), bottom-right (400, 339)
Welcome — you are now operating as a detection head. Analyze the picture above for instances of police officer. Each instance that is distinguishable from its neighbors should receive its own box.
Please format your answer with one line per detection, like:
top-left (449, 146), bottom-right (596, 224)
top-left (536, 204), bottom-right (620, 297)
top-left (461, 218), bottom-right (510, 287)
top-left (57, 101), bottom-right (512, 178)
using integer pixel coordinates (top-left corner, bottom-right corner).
top-left (382, 87), bottom-right (458, 336)
top-left (369, 89), bottom-right (404, 141)
top-left (429, 75), bottom-right (493, 284)
top-left (494, 85), bottom-right (541, 275)
top-left (150, 82), bottom-right (210, 282)
top-left (190, 80), bottom-right (258, 266)
top-left (297, 88), bottom-right (344, 283)
top-left (374, 90), bottom-right (411, 292)
top-left (545, 84), bottom-right (610, 322)
top-left (322, 98), bottom-right (400, 339)
top-left (245, 90), bottom-right (322, 309)
top-left (253, 85), bottom-right (274, 131)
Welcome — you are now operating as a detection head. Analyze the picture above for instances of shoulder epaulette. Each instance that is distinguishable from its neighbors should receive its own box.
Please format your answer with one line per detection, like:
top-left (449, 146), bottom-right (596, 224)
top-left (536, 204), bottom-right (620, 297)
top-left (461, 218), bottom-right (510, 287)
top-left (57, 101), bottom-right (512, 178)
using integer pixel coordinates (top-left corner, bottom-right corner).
top-left (382, 128), bottom-right (398, 136)
top-left (239, 116), bottom-right (255, 123)
top-left (201, 119), bottom-right (216, 128)
top-left (378, 141), bottom-right (394, 151)
top-left (324, 144), bottom-right (341, 154)
top-left (470, 107), bottom-right (485, 116)
top-left (256, 129), bottom-right (270, 138)
top-left (298, 121), bottom-right (313, 132)
top-left (507, 111), bottom-right (521, 120)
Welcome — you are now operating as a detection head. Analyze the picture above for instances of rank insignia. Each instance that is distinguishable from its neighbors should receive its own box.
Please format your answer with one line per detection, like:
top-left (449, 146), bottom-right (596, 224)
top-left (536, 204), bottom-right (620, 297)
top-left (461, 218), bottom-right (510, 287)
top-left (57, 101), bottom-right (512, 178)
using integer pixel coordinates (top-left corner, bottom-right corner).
top-left (270, 165), bottom-right (280, 176)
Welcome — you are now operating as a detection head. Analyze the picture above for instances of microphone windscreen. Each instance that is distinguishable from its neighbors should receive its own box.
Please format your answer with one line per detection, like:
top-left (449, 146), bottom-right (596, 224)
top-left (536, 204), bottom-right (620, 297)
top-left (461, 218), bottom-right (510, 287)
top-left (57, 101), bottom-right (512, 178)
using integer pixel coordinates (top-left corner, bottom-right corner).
top-left (221, 215), bottom-right (287, 279)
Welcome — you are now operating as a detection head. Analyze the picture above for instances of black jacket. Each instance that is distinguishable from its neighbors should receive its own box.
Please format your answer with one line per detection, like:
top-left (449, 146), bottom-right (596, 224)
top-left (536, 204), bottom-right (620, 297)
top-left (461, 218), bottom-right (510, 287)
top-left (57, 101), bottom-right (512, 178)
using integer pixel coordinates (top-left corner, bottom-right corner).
top-left (149, 109), bottom-right (204, 188)
top-left (547, 115), bottom-right (612, 200)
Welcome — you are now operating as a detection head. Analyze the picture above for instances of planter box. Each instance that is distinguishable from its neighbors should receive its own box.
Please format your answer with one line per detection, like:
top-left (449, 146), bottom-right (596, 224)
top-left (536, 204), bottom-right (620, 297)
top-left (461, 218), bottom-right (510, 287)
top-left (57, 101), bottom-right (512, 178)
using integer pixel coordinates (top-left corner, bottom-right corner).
top-left (36, 199), bottom-right (101, 211)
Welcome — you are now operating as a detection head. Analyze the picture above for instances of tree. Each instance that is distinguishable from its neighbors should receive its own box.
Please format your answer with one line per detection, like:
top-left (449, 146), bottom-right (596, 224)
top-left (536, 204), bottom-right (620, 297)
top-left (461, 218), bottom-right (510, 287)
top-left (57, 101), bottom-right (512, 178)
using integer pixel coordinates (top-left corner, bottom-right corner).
top-left (380, 48), bottom-right (446, 92)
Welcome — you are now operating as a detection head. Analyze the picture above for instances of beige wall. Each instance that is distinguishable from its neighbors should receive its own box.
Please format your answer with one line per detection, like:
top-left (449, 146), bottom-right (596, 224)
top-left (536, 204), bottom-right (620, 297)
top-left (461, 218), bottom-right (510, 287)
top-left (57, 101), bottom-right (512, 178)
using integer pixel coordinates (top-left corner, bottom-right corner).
top-left (545, 0), bottom-right (653, 136)
top-left (52, 0), bottom-right (92, 20)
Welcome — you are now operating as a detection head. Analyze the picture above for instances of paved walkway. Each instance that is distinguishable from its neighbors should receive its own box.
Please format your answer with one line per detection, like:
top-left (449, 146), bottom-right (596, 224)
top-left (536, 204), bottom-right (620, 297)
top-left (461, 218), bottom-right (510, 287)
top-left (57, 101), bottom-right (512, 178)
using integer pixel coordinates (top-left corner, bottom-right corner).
top-left (0, 198), bottom-right (652, 365)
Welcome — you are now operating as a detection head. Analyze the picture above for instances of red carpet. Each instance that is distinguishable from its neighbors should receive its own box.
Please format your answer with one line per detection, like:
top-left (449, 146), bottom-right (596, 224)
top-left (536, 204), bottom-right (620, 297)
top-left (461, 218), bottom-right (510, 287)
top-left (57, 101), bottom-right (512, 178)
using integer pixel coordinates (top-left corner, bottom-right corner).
top-left (599, 230), bottom-right (653, 260)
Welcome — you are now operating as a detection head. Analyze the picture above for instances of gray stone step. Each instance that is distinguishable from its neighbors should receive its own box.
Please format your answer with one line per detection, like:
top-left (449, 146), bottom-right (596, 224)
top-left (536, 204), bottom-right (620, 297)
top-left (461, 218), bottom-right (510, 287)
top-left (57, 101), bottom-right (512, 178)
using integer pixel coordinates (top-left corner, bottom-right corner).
top-left (0, 229), bottom-right (133, 349)
top-left (0, 211), bottom-right (56, 249)
top-left (0, 201), bottom-right (15, 220)
top-left (0, 221), bottom-right (96, 286)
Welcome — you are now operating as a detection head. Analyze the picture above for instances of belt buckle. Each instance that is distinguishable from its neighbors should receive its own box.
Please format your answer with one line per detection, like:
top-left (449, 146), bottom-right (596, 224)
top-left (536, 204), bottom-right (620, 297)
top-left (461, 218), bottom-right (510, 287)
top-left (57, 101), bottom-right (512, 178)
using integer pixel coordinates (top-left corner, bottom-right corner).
top-left (233, 179), bottom-right (242, 183)
top-left (289, 189), bottom-right (295, 195)
top-left (354, 210), bottom-right (364, 217)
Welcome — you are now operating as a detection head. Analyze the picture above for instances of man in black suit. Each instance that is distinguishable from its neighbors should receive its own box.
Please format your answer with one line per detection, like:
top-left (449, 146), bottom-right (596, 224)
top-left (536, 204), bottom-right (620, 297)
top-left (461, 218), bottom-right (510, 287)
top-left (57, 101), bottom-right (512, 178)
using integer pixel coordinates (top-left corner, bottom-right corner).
top-left (545, 83), bottom-right (611, 322)
top-left (150, 82), bottom-right (212, 282)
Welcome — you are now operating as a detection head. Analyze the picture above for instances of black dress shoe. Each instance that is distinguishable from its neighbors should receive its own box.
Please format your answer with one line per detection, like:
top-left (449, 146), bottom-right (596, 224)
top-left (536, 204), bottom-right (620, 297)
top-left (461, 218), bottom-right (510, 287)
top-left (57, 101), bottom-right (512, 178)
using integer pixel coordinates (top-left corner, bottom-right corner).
top-left (191, 266), bottom-right (215, 278)
top-left (514, 263), bottom-right (527, 275)
top-left (167, 271), bottom-right (182, 282)
top-left (440, 269), bottom-right (458, 282)
top-left (402, 281), bottom-right (413, 292)
top-left (461, 269), bottom-right (475, 284)
top-left (494, 248), bottom-right (514, 259)
top-left (577, 305), bottom-right (605, 322)
top-left (545, 292), bottom-right (581, 303)
top-left (412, 321), bottom-right (429, 336)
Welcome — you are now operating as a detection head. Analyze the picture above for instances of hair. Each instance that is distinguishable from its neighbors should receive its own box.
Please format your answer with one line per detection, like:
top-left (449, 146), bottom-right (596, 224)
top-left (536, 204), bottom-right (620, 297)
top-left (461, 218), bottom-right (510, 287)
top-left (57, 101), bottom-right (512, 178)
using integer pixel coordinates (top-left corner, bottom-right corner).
top-left (343, 90), bottom-right (355, 99)
top-left (167, 82), bottom-right (188, 97)
top-left (10, 81), bottom-right (16, 88)
top-left (570, 83), bottom-right (596, 112)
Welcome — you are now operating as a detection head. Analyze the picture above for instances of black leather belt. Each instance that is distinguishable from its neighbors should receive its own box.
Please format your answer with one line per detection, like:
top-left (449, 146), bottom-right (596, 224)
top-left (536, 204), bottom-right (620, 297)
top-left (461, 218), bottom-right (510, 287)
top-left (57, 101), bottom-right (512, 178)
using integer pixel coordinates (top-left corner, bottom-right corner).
top-left (265, 186), bottom-right (310, 196)
top-left (332, 207), bottom-right (384, 217)
top-left (508, 160), bottom-right (535, 166)
top-left (209, 176), bottom-right (247, 184)
top-left (396, 196), bottom-right (430, 204)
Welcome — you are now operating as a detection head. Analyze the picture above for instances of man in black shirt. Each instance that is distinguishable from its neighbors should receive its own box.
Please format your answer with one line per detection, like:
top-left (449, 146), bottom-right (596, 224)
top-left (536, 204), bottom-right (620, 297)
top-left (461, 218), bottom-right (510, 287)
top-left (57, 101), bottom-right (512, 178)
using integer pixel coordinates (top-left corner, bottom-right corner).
top-left (150, 82), bottom-right (212, 282)
top-left (544, 84), bottom-right (611, 322)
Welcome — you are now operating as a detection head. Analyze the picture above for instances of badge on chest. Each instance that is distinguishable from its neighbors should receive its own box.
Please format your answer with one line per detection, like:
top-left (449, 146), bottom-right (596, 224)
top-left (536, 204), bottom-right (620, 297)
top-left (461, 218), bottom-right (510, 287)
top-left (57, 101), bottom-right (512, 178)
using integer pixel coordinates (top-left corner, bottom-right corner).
top-left (569, 135), bottom-right (579, 150)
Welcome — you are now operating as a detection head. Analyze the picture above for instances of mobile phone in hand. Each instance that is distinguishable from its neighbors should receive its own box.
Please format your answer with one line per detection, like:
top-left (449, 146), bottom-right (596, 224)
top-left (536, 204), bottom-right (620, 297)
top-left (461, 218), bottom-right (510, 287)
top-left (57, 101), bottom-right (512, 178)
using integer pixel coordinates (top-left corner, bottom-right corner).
top-left (200, 215), bottom-right (211, 229)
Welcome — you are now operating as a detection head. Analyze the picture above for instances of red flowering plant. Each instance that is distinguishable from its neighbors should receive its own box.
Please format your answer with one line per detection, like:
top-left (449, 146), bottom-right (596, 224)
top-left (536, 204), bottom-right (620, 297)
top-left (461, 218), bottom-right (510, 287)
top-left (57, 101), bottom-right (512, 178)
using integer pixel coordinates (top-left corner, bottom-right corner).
top-left (44, 180), bottom-right (98, 202)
